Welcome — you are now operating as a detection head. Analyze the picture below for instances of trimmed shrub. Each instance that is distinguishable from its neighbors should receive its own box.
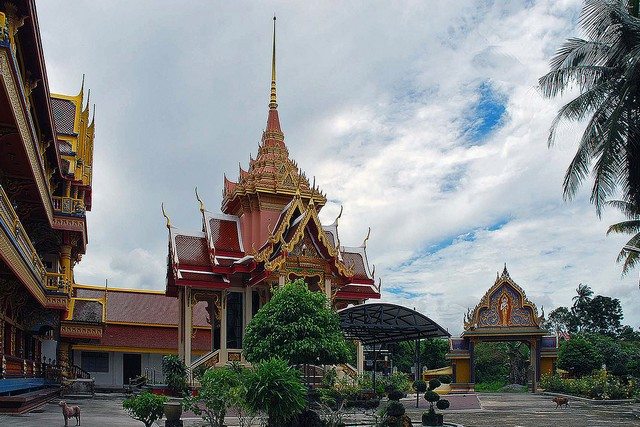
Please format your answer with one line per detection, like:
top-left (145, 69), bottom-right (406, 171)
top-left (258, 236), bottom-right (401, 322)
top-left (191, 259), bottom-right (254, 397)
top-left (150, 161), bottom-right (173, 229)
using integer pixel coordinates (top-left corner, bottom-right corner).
top-left (413, 379), bottom-right (427, 393)
top-left (438, 375), bottom-right (452, 384)
top-left (428, 378), bottom-right (441, 391)
top-left (387, 389), bottom-right (404, 401)
top-left (424, 390), bottom-right (440, 404)
top-left (436, 399), bottom-right (450, 410)
top-left (122, 392), bottom-right (167, 427)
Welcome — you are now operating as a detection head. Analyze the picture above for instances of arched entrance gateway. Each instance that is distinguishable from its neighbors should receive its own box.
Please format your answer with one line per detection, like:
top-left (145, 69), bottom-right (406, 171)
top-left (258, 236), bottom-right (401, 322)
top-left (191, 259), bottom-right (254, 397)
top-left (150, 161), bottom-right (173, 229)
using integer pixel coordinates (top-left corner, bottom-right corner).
top-left (447, 266), bottom-right (558, 393)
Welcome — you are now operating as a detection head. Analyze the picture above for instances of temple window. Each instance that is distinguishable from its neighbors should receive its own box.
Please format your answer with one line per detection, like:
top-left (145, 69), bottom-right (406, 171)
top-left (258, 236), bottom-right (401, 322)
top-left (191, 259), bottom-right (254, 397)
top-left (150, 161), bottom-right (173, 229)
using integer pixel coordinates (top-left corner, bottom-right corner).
top-left (251, 291), bottom-right (260, 317)
top-left (81, 351), bottom-right (109, 373)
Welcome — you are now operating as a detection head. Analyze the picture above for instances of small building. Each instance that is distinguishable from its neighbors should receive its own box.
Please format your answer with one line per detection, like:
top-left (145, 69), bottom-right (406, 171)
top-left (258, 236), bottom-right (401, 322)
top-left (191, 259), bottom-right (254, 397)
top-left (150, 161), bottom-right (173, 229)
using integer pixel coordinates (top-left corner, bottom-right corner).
top-left (68, 285), bottom-right (212, 390)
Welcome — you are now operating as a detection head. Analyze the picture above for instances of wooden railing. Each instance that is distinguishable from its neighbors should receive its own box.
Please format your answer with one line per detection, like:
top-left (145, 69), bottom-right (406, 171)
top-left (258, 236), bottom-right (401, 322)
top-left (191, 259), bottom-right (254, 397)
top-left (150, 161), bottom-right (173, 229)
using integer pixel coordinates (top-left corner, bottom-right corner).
top-left (0, 185), bottom-right (47, 284)
top-left (52, 196), bottom-right (85, 216)
top-left (0, 355), bottom-right (86, 383)
top-left (45, 272), bottom-right (70, 294)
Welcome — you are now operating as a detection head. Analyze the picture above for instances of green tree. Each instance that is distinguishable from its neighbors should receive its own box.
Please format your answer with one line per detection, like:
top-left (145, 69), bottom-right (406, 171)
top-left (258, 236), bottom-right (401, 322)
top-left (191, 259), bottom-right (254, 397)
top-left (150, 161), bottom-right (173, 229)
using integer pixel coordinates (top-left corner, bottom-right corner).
top-left (539, 0), bottom-right (640, 215)
top-left (421, 338), bottom-right (449, 370)
top-left (584, 295), bottom-right (623, 335)
top-left (571, 284), bottom-right (593, 330)
top-left (243, 279), bottom-right (350, 365)
top-left (558, 335), bottom-right (603, 377)
top-left (585, 333), bottom-right (629, 376)
top-left (545, 306), bottom-right (578, 334)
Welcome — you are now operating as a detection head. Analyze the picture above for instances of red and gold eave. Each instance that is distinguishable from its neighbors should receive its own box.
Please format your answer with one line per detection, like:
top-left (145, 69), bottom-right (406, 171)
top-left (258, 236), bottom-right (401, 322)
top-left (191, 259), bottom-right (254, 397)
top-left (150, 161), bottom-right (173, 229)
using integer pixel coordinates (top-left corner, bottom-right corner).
top-left (165, 195), bottom-right (380, 301)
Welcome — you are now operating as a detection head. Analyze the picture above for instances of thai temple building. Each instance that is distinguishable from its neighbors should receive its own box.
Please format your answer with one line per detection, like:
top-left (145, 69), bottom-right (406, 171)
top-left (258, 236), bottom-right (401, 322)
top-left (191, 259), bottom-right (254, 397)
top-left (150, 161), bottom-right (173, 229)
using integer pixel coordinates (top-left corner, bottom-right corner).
top-left (162, 18), bottom-right (380, 374)
top-left (0, 0), bottom-right (96, 411)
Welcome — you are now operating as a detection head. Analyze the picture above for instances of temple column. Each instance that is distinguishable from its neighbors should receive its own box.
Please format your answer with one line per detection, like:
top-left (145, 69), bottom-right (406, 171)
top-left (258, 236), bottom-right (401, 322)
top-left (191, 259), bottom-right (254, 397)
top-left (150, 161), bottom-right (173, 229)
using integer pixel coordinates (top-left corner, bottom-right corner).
top-left (356, 341), bottom-right (364, 375)
top-left (469, 340), bottom-right (475, 385)
top-left (183, 287), bottom-right (192, 365)
top-left (178, 288), bottom-right (185, 361)
top-left (219, 291), bottom-right (228, 364)
top-left (530, 339), bottom-right (538, 393)
top-left (324, 278), bottom-right (331, 301)
top-left (244, 287), bottom-right (252, 329)
top-left (60, 244), bottom-right (72, 285)
top-left (278, 274), bottom-right (286, 287)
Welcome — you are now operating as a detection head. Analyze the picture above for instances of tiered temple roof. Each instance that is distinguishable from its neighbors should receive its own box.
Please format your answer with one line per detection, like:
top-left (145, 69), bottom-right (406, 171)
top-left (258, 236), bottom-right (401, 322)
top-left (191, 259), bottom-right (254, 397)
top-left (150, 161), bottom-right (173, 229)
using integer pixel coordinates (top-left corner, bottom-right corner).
top-left (165, 18), bottom-right (379, 303)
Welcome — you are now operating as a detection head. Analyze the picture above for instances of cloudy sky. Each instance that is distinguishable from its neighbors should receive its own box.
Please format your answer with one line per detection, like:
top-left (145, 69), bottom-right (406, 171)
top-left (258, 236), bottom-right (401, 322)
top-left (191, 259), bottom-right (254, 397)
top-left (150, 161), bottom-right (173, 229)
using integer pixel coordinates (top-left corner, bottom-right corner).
top-left (37, 0), bottom-right (639, 335)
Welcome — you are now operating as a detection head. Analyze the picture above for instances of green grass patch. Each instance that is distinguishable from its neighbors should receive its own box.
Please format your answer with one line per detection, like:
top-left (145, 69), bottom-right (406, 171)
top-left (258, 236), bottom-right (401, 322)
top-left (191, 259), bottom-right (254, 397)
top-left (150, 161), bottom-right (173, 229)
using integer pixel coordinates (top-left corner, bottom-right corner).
top-left (474, 380), bottom-right (507, 392)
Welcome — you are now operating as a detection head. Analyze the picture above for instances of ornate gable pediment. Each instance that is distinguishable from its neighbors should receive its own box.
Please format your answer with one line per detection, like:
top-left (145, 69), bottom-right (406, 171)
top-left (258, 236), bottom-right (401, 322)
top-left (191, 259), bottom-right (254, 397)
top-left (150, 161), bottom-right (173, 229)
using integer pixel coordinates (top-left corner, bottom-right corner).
top-left (255, 196), bottom-right (353, 278)
top-left (464, 266), bottom-right (542, 331)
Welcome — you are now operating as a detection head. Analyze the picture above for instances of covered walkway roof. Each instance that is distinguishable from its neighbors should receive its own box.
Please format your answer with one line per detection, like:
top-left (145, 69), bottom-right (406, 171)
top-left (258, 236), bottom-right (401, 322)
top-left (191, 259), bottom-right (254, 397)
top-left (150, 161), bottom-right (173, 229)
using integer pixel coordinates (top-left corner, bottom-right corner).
top-left (339, 303), bottom-right (450, 345)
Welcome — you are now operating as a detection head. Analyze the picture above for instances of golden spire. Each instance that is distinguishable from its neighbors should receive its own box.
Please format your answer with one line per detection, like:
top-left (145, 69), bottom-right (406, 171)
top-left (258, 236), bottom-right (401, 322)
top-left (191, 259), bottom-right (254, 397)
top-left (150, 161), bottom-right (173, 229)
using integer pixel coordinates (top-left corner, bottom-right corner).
top-left (269, 16), bottom-right (277, 110)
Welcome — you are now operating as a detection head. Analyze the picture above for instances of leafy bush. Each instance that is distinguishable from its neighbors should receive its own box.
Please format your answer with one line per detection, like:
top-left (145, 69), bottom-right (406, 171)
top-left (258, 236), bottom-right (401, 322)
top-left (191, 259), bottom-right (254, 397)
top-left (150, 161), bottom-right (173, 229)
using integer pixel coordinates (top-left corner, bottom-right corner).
top-left (387, 389), bottom-right (404, 401)
top-left (413, 379), bottom-right (427, 393)
top-left (244, 358), bottom-right (307, 427)
top-left (161, 355), bottom-right (188, 397)
top-left (540, 371), bottom-right (638, 400)
top-left (436, 399), bottom-right (450, 410)
top-left (384, 372), bottom-right (412, 393)
top-left (183, 367), bottom-right (244, 427)
top-left (438, 375), bottom-right (452, 384)
top-left (385, 400), bottom-right (405, 417)
top-left (428, 378), bottom-right (441, 391)
top-left (122, 392), bottom-right (167, 427)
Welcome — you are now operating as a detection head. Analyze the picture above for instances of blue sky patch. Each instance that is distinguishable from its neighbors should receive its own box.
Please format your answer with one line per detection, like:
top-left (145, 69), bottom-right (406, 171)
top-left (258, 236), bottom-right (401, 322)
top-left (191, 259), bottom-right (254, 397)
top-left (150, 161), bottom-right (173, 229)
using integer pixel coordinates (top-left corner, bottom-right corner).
top-left (462, 82), bottom-right (507, 143)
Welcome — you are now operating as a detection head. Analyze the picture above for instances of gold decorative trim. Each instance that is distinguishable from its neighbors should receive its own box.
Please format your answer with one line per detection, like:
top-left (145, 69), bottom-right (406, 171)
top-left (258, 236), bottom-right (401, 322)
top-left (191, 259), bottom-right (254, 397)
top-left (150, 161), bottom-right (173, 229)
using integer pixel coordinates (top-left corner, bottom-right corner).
top-left (0, 49), bottom-right (53, 223)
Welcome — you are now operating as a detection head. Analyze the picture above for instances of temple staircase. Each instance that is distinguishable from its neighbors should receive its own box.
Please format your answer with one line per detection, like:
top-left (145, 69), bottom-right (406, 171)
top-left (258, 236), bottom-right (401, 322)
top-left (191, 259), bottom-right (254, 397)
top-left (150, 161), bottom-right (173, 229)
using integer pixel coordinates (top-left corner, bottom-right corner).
top-left (188, 350), bottom-right (221, 383)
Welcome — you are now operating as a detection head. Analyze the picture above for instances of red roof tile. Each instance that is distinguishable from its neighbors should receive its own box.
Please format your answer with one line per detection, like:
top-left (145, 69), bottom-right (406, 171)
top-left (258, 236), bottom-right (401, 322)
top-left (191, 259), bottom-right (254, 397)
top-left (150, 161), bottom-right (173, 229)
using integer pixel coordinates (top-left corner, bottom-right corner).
top-left (175, 235), bottom-right (210, 266)
top-left (75, 288), bottom-right (209, 327)
top-left (209, 218), bottom-right (242, 252)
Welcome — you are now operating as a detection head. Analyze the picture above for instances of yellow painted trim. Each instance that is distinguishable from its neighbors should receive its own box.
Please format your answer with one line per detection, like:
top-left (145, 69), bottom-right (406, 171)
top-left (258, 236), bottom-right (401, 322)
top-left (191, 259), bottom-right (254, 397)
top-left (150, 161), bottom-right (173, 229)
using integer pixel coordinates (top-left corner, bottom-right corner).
top-left (71, 344), bottom-right (207, 356)
top-left (105, 320), bottom-right (210, 330)
top-left (75, 283), bottom-right (165, 295)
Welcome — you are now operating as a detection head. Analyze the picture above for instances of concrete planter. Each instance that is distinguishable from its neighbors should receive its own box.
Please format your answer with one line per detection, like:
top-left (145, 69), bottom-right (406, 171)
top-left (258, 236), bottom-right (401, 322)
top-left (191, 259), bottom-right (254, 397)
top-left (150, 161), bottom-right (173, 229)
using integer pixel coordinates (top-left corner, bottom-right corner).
top-left (163, 399), bottom-right (182, 422)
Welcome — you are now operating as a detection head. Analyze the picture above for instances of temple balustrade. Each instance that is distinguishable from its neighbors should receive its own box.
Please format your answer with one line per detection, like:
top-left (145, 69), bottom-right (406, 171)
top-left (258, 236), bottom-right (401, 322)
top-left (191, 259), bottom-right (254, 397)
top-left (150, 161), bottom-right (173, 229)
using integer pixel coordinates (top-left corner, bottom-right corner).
top-left (52, 196), bottom-right (86, 217)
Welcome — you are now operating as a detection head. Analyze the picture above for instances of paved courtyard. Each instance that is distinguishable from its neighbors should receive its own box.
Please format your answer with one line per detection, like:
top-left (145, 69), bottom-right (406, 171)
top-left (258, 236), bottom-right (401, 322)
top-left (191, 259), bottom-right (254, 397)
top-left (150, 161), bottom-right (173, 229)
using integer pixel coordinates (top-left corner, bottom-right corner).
top-left (0, 392), bottom-right (637, 426)
top-left (404, 392), bottom-right (640, 427)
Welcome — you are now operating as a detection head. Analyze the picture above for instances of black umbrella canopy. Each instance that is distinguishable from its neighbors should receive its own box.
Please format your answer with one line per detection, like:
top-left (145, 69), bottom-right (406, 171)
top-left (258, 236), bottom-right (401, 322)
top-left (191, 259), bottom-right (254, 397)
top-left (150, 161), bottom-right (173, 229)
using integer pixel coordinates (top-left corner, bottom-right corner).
top-left (339, 303), bottom-right (450, 345)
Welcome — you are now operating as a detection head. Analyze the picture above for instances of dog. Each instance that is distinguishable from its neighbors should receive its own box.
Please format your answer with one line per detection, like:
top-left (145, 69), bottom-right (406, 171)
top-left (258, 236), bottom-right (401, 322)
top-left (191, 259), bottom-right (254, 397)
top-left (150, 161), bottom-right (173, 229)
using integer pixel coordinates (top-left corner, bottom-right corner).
top-left (552, 396), bottom-right (569, 409)
top-left (59, 400), bottom-right (81, 426)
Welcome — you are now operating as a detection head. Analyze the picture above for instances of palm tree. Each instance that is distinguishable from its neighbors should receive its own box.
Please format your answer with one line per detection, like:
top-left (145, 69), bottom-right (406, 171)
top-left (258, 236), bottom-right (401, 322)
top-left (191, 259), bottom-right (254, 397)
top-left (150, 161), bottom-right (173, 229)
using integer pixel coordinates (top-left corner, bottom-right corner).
top-left (572, 283), bottom-right (594, 308)
top-left (572, 283), bottom-right (593, 331)
top-left (539, 0), bottom-right (640, 215)
top-left (606, 199), bottom-right (640, 272)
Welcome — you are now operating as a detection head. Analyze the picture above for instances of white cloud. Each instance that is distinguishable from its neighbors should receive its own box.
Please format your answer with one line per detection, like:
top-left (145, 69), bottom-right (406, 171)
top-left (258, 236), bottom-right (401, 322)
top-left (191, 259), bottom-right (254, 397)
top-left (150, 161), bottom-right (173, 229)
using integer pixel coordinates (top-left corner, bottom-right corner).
top-left (37, 0), bottom-right (639, 334)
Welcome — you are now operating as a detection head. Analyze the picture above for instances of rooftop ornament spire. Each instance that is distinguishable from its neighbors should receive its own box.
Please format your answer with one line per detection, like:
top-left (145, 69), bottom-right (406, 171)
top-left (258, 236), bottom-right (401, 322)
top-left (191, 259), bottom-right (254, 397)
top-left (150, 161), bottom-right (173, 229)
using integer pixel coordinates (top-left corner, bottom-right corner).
top-left (263, 16), bottom-right (284, 144)
top-left (270, 16), bottom-right (277, 110)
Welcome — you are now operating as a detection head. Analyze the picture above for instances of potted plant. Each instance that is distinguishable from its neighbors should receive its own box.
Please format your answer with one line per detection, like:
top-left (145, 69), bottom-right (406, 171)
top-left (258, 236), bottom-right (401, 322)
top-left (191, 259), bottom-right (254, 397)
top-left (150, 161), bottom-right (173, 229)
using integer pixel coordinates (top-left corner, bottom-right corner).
top-left (422, 379), bottom-right (450, 426)
top-left (123, 391), bottom-right (168, 427)
top-left (161, 355), bottom-right (188, 422)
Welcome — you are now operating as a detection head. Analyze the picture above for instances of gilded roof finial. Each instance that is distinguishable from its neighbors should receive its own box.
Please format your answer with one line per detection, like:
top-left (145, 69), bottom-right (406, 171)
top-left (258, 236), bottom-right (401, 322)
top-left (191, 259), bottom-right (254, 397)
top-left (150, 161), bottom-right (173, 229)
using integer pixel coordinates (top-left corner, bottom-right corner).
top-left (161, 203), bottom-right (172, 229)
top-left (269, 16), bottom-right (277, 110)
top-left (195, 186), bottom-right (206, 213)
top-left (78, 74), bottom-right (85, 97)
top-left (362, 227), bottom-right (371, 247)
